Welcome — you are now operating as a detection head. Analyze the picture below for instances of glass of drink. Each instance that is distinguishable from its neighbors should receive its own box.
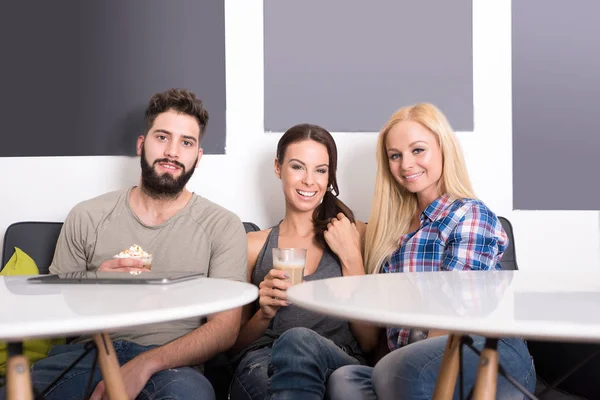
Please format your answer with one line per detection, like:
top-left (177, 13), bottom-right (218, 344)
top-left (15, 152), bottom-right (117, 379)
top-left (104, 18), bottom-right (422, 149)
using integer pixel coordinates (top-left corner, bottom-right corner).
top-left (272, 248), bottom-right (307, 285)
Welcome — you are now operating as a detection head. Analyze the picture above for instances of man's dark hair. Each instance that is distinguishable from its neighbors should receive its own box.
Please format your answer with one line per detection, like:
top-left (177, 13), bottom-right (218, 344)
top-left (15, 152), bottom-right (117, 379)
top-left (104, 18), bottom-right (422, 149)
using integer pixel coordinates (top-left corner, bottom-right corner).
top-left (144, 88), bottom-right (209, 139)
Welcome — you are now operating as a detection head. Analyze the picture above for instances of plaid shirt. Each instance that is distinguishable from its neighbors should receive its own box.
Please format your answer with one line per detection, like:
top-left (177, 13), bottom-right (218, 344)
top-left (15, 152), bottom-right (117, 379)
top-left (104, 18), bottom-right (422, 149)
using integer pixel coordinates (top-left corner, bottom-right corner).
top-left (384, 194), bottom-right (508, 350)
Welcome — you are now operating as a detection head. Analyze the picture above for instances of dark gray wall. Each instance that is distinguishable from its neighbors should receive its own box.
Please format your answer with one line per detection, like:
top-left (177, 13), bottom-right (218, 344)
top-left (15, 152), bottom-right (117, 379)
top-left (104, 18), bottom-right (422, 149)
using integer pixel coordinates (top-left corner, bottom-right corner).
top-left (513, 0), bottom-right (600, 210)
top-left (264, 0), bottom-right (473, 132)
top-left (1, 0), bottom-right (226, 156)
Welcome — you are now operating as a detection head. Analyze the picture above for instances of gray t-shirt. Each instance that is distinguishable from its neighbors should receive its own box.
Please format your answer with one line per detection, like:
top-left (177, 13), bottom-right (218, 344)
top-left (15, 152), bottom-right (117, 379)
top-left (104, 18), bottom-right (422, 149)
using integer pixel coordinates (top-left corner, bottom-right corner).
top-left (49, 187), bottom-right (247, 346)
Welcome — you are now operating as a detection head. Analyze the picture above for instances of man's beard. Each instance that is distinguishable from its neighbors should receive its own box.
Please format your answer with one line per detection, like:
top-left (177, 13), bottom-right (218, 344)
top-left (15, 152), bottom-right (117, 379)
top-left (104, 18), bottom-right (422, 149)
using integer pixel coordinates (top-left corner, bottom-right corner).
top-left (140, 146), bottom-right (197, 200)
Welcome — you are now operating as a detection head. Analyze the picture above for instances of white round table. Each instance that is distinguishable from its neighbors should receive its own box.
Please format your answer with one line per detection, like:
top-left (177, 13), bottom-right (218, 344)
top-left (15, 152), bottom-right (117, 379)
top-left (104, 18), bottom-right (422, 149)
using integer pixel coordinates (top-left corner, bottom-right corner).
top-left (287, 270), bottom-right (600, 399)
top-left (1, 275), bottom-right (258, 400)
top-left (1, 275), bottom-right (258, 341)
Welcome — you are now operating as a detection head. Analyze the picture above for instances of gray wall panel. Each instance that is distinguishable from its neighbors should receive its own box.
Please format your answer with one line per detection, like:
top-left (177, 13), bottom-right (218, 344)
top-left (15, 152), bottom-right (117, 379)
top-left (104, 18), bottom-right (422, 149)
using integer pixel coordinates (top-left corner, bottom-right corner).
top-left (264, 0), bottom-right (473, 132)
top-left (1, 0), bottom-right (226, 156)
top-left (513, 0), bottom-right (600, 210)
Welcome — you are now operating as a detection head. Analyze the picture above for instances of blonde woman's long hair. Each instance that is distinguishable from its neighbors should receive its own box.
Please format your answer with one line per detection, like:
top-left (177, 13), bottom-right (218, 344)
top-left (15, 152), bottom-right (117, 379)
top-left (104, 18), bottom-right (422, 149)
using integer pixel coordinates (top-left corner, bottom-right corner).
top-left (364, 103), bottom-right (476, 274)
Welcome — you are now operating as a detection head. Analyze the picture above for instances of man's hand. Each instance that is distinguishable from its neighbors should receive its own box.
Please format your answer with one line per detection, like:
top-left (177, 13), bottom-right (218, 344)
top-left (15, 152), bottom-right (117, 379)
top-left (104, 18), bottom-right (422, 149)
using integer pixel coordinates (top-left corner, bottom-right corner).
top-left (98, 258), bottom-right (147, 273)
top-left (90, 354), bottom-right (155, 400)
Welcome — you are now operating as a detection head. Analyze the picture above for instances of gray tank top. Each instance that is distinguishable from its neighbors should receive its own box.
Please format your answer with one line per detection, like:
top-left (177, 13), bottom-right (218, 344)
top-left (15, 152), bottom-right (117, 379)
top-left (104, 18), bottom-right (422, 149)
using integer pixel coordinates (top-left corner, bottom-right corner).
top-left (245, 224), bottom-right (364, 363)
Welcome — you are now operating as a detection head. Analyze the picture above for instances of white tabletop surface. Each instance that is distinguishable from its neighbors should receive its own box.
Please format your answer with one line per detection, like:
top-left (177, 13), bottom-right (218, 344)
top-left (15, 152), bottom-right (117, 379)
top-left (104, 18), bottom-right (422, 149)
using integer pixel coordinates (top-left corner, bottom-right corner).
top-left (287, 270), bottom-right (600, 342)
top-left (0, 276), bottom-right (258, 341)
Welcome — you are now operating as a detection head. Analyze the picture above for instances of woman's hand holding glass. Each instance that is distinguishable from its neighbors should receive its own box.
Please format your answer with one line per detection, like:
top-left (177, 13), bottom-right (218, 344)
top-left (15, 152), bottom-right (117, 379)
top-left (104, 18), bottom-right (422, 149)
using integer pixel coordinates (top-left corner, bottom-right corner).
top-left (258, 268), bottom-right (292, 319)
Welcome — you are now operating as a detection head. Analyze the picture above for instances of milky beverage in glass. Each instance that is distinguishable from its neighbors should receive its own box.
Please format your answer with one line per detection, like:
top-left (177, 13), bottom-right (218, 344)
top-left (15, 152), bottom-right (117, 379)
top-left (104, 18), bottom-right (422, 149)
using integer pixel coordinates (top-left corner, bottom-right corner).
top-left (272, 248), bottom-right (307, 286)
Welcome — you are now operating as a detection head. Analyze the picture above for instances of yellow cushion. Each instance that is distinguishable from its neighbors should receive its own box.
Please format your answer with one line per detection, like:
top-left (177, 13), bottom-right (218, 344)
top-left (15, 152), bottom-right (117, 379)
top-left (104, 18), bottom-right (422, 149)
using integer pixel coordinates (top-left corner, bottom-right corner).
top-left (0, 247), bottom-right (38, 276)
top-left (0, 247), bottom-right (65, 375)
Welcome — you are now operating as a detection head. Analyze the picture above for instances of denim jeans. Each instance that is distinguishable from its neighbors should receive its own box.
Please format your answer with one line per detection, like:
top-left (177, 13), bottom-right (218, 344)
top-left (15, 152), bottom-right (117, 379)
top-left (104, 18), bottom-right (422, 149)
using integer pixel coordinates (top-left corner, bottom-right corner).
top-left (0, 341), bottom-right (215, 400)
top-left (230, 327), bottom-right (361, 400)
top-left (327, 335), bottom-right (536, 400)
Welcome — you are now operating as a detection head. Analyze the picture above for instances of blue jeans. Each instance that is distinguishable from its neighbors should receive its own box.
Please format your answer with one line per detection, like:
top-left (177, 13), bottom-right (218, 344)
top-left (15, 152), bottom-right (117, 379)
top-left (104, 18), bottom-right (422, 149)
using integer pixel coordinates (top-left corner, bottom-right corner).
top-left (230, 327), bottom-right (361, 400)
top-left (0, 341), bottom-right (215, 400)
top-left (327, 335), bottom-right (536, 400)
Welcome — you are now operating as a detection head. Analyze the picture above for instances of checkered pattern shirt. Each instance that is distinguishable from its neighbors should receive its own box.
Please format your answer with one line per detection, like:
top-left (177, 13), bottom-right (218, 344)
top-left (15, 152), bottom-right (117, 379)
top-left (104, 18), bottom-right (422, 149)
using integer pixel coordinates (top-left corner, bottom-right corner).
top-left (384, 194), bottom-right (508, 350)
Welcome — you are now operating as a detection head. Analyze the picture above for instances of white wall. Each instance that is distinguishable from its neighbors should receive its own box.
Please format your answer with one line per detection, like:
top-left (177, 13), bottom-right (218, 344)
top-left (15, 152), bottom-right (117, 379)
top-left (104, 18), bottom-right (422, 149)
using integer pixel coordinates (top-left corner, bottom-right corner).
top-left (1, 0), bottom-right (598, 271)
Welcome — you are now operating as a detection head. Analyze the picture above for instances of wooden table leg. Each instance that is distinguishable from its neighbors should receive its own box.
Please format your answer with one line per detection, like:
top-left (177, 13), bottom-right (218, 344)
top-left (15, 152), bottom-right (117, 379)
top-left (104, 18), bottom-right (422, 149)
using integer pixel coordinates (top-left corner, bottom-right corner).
top-left (433, 334), bottom-right (462, 400)
top-left (93, 333), bottom-right (127, 400)
top-left (473, 338), bottom-right (499, 400)
top-left (6, 342), bottom-right (32, 400)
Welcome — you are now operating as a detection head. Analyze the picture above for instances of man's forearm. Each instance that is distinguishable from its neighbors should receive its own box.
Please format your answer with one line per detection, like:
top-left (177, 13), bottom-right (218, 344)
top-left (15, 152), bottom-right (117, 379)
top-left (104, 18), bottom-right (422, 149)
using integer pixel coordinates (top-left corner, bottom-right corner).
top-left (137, 307), bottom-right (242, 375)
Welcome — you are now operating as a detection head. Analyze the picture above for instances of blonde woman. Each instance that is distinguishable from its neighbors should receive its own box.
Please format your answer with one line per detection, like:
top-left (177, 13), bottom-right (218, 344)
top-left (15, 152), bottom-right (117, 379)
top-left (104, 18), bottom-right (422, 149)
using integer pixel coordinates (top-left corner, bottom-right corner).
top-left (326, 104), bottom-right (535, 399)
